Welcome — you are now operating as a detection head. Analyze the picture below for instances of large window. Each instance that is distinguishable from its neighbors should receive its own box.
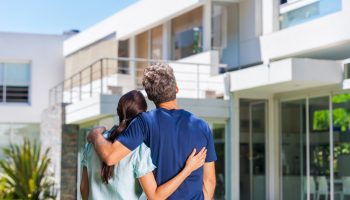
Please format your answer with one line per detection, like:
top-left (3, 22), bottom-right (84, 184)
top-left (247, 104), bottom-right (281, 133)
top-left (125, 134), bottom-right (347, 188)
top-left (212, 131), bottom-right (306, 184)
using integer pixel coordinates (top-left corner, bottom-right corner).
top-left (151, 25), bottom-right (163, 60)
top-left (281, 99), bottom-right (307, 200)
top-left (134, 25), bottom-right (164, 87)
top-left (279, 0), bottom-right (342, 29)
top-left (0, 62), bottom-right (30, 103)
top-left (211, 2), bottom-right (239, 68)
top-left (172, 7), bottom-right (203, 60)
top-left (280, 92), bottom-right (350, 200)
top-left (118, 39), bottom-right (129, 74)
top-left (239, 99), bottom-right (267, 200)
top-left (332, 94), bottom-right (350, 200)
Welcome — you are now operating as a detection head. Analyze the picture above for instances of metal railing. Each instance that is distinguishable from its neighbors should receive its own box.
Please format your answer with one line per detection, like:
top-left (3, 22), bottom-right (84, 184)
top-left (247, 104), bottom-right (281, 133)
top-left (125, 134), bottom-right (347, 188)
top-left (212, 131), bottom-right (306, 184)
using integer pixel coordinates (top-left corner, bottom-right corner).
top-left (49, 57), bottom-right (227, 105)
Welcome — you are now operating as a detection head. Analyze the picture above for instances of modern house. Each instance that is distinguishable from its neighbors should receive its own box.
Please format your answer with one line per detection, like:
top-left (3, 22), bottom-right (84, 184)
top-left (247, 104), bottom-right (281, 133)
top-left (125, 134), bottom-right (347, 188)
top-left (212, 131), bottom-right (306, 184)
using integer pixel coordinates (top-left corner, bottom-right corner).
top-left (51, 0), bottom-right (350, 199)
top-left (1, 0), bottom-right (349, 199)
top-left (53, 0), bottom-right (232, 199)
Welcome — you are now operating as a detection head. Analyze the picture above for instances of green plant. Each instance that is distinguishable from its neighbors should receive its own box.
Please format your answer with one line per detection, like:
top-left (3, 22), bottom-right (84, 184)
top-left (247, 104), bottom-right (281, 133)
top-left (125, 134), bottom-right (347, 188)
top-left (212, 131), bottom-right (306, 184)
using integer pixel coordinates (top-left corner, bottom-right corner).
top-left (0, 138), bottom-right (56, 199)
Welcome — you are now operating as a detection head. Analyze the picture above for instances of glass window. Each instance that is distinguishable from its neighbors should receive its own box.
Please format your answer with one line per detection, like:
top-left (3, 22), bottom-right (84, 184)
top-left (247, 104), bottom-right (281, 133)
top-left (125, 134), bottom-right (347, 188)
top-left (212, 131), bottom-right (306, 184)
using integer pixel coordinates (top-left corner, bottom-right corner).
top-left (0, 62), bottom-right (30, 103)
top-left (4, 63), bottom-right (30, 85)
top-left (151, 25), bottom-right (163, 60)
top-left (280, 0), bottom-right (342, 29)
top-left (0, 123), bottom-right (39, 160)
top-left (212, 123), bottom-right (225, 200)
top-left (281, 99), bottom-right (307, 200)
top-left (118, 39), bottom-right (129, 74)
top-left (280, 0), bottom-right (288, 5)
top-left (172, 7), bottom-right (203, 60)
top-left (136, 31), bottom-right (149, 87)
top-left (0, 63), bottom-right (3, 83)
top-left (211, 2), bottom-right (239, 69)
top-left (332, 93), bottom-right (350, 199)
top-left (239, 99), bottom-right (267, 200)
top-left (309, 96), bottom-right (330, 200)
top-left (345, 63), bottom-right (350, 79)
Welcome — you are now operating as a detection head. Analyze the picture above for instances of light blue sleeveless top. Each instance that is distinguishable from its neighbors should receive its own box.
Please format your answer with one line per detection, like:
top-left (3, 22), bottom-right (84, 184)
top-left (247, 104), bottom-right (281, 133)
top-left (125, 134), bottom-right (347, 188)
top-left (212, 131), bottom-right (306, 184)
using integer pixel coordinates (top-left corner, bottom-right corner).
top-left (81, 130), bottom-right (156, 200)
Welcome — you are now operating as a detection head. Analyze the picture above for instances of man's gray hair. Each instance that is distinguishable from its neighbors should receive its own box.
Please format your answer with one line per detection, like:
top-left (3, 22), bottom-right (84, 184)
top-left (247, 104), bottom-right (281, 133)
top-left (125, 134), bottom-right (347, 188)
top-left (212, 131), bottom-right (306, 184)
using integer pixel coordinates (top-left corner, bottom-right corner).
top-left (142, 63), bottom-right (177, 105)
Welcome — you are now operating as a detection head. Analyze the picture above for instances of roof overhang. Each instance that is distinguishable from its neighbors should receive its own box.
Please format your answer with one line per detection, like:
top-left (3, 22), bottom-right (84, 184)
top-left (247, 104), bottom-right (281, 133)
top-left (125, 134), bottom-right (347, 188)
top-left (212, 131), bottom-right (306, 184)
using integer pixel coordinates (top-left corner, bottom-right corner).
top-left (228, 58), bottom-right (343, 96)
top-left (63, 0), bottom-right (203, 56)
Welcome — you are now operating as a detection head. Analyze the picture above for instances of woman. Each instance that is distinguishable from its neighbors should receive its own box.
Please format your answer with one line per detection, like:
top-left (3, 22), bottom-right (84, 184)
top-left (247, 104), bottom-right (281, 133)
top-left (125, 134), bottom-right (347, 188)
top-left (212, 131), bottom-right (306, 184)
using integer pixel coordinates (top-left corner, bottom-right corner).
top-left (80, 90), bottom-right (207, 200)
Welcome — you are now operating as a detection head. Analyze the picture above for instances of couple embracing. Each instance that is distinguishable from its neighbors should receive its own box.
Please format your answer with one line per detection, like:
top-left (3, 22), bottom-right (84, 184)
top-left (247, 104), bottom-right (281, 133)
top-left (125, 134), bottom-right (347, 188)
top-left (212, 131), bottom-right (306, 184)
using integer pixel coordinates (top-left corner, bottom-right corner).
top-left (81, 63), bottom-right (217, 200)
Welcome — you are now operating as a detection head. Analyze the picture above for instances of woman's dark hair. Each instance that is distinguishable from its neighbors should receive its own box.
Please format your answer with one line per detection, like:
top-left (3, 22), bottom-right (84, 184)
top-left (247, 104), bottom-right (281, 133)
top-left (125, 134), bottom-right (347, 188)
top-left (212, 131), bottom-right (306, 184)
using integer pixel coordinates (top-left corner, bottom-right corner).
top-left (101, 90), bottom-right (147, 184)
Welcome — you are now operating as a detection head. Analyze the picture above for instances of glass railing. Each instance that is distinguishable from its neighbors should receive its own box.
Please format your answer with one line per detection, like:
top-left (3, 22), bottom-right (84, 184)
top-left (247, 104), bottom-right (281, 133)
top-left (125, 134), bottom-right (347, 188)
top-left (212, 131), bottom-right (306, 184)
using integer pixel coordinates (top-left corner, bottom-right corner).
top-left (280, 0), bottom-right (342, 29)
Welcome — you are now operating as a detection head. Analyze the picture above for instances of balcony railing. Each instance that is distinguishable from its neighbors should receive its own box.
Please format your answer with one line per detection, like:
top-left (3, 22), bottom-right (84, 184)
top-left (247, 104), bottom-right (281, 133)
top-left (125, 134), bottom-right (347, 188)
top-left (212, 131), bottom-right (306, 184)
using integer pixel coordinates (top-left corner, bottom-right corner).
top-left (49, 57), bottom-right (227, 105)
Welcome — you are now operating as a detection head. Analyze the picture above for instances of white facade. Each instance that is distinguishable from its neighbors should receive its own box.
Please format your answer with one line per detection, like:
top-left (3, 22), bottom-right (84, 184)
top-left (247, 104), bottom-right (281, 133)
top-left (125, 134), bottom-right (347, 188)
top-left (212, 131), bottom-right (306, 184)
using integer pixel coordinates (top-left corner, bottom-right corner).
top-left (0, 32), bottom-right (65, 198)
top-left (0, 32), bottom-right (64, 123)
top-left (226, 0), bottom-right (350, 199)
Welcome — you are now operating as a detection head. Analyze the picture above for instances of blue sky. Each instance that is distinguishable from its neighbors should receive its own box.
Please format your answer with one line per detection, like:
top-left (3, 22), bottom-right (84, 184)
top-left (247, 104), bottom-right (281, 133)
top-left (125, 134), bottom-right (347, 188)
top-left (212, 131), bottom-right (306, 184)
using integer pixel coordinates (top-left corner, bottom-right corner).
top-left (0, 0), bottom-right (138, 34)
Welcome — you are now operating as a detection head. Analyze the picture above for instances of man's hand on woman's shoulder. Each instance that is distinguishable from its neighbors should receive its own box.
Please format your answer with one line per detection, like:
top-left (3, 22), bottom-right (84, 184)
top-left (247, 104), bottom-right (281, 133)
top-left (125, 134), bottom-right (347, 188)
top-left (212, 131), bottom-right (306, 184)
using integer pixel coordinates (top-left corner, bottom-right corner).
top-left (87, 126), bottom-right (106, 143)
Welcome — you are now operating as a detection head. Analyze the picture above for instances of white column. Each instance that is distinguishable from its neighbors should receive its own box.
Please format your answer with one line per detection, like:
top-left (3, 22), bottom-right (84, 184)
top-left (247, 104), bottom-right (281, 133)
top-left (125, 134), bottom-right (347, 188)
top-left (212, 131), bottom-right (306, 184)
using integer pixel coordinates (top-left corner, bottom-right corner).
top-left (342, 0), bottom-right (350, 11)
top-left (202, 0), bottom-right (212, 52)
top-left (267, 95), bottom-right (280, 200)
top-left (262, 0), bottom-right (279, 34)
top-left (129, 36), bottom-right (136, 87)
top-left (227, 92), bottom-right (240, 200)
top-left (162, 21), bottom-right (172, 60)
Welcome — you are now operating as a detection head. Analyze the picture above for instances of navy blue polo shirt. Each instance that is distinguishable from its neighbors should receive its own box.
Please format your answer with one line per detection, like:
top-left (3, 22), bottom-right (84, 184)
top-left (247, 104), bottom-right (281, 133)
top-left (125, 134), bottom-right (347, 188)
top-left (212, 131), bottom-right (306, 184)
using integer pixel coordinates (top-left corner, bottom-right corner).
top-left (117, 108), bottom-right (217, 200)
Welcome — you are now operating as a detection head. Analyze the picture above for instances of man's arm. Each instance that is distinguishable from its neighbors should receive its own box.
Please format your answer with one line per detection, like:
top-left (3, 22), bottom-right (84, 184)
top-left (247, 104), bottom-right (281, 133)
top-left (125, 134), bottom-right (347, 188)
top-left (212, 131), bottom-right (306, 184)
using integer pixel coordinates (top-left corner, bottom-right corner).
top-left (202, 162), bottom-right (216, 200)
top-left (87, 127), bottom-right (131, 165)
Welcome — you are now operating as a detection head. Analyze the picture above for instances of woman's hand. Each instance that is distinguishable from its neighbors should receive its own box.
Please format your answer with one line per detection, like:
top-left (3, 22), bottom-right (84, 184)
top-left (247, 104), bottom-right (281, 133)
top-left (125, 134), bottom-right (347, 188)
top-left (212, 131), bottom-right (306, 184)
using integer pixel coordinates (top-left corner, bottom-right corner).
top-left (184, 147), bottom-right (207, 175)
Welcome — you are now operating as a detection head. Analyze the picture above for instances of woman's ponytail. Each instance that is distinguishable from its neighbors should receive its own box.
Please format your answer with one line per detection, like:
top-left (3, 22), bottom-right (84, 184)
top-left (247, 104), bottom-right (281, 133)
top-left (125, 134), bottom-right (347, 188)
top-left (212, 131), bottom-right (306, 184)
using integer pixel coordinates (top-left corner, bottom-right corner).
top-left (101, 118), bottom-right (131, 184)
top-left (100, 90), bottom-right (147, 184)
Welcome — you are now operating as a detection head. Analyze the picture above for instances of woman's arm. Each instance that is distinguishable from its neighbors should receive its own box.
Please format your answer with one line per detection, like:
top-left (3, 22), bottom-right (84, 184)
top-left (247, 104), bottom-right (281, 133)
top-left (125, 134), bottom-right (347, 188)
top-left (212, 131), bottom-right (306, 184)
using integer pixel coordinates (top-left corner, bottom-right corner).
top-left (80, 167), bottom-right (89, 200)
top-left (139, 148), bottom-right (207, 200)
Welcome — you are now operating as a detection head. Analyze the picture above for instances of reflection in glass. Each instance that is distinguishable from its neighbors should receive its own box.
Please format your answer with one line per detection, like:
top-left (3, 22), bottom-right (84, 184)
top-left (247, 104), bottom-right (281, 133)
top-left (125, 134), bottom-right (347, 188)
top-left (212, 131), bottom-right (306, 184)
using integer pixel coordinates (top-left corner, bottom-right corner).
top-left (239, 99), bottom-right (266, 200)
top-left (151, 25), bottom-right (163, 60)
top-left (212, 123), bottom-right (225, 200)
top-left (309, 96), bottom-right (330, 200)
top-left (172, 7), bottom-right (203, 60)
top-left (281, 99), bottom-right (307, 200)
top-left (332, 93), bottom-right (350, 200)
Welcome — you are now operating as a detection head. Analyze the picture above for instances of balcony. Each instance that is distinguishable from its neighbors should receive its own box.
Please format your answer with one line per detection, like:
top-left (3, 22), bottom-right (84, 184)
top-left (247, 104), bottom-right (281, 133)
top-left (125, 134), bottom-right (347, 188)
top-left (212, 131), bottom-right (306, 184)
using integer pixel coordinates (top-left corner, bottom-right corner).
top-left (261, 0), bottom-right (350, 61)
top-left (49, 54), bottom-right (226, 106)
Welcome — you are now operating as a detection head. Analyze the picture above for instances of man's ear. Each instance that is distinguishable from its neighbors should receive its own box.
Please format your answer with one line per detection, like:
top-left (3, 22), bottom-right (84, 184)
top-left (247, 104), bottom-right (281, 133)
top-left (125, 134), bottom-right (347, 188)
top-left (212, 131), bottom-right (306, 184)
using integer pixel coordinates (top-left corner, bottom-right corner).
top-left (176, 85), bottom-right (179, 94)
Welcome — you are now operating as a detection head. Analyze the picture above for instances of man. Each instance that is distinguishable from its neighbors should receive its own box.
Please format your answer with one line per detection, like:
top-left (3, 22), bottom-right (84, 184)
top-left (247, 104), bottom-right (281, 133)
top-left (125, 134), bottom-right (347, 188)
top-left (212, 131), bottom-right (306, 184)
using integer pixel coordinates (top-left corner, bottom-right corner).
top-left (88, 63), bottom-right (216, 199)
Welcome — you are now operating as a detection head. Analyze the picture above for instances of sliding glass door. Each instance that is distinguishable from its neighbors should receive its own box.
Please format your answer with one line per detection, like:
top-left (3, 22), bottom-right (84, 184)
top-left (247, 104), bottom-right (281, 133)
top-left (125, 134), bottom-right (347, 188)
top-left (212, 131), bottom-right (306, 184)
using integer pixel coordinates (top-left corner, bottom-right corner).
top-left (281, 100), bottom-right (307, 200)
top-left (280, 92), bottom-right (350, 200)
top-left (240, 100), bottom-right (267, 200)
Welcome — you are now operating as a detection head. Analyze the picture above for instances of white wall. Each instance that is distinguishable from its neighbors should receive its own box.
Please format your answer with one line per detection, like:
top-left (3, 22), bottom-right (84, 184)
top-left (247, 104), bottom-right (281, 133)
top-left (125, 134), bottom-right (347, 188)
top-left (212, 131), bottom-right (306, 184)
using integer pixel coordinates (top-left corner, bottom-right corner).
top-left (239, 0), bottom-right (263, 66)
top-left (0, 32), bottom-right (64, 123)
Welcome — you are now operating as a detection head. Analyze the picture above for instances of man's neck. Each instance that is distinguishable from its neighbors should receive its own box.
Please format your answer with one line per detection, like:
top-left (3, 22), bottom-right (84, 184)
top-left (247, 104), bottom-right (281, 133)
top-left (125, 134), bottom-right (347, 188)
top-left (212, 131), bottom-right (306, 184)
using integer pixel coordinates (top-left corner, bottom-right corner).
top-left (158, 99), bottom-right (179, 110)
